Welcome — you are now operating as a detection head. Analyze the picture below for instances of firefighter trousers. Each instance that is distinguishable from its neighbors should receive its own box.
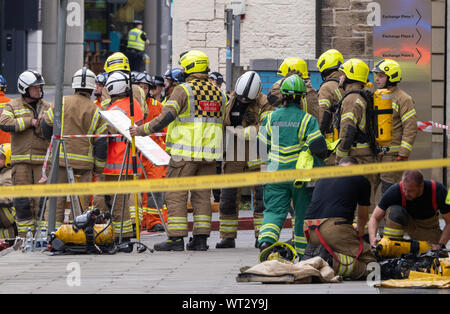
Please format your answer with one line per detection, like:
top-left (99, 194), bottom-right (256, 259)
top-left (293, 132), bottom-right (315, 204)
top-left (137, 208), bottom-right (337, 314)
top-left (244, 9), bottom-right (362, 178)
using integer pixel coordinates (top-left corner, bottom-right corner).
top-left (93, 174), bottom-right (133, 238)
top-left (258, 182), bottom-right (313, 257)
top-left (165, 158), bottom-right (216, 238)
top-left (0, 206), bottom-right (16, 238)
top-left (219, 161), bottom-right (264, 239)
top-left (303, 217), bottom-right (377, 279)
top-left (12, 163), bottom-right (45, 236)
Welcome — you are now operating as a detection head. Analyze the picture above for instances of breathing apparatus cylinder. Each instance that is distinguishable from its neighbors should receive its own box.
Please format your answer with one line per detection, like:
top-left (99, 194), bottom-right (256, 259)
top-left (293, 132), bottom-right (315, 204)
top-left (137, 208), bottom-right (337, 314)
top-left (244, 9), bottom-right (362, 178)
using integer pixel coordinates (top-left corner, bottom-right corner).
top-left (373, 89), bottom-right (393, 148)
top-left (55, 224), bottom-right (114, 246)
top-left (376, 237), bottom-right (431, 257)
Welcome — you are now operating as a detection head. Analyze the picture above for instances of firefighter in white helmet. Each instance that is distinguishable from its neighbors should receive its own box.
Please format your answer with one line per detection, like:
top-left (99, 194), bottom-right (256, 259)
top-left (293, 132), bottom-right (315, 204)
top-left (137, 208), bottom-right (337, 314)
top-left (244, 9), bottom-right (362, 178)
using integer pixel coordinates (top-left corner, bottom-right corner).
top-left (40, 67), bottom-right (108, 229)
top-left (0, 70), bottom-right (50, 236)
top-left (217, 71), bottom-right (273, 249)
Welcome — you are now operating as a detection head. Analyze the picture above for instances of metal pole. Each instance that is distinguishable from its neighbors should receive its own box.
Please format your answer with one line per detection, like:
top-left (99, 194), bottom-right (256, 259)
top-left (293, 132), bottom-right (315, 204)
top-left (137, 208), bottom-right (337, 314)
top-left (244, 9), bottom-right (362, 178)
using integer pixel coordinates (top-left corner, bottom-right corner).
top-left (47, 0), bottom-right (68, 233)
top-left (225, 9), bottom-right (233, 94)
top-left (167, 0), bottom-right (173, 70)
top-left (233, 14), bottom-right (241, 67)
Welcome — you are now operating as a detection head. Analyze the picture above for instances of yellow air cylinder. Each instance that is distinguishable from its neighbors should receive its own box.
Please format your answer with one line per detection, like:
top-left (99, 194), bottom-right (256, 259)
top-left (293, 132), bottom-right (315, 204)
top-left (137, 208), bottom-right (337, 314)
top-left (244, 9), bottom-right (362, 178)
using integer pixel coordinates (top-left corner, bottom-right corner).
top-left (376, 237), bottom-right (431, 257)
top-left (432, 258), bottom-right (450, 277)
top-left (56, 224), bottom-right (114, 245)
top-left (373, 89), bottom-right (393, 147)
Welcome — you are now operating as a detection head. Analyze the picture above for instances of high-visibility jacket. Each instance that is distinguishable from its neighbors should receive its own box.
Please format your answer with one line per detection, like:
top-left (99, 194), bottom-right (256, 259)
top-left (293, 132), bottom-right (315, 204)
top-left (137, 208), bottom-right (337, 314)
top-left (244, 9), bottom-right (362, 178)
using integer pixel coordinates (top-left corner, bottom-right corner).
top-left (0, 93), bottom-right (11, 144)
top-left (145, 97), bottom-right (166, 149)
top-left (104, 97), bottom-right (144, 175)
top-left (163, 74), bottom-right (227, 160)
top-left (0, 97), bottom-right (51, 165)
top-left (127, 27), bottom-right (146, 51)
top-left (258, 102), bottom-right (323, 171)
top-left (43, 92), bottom-right (108, 170)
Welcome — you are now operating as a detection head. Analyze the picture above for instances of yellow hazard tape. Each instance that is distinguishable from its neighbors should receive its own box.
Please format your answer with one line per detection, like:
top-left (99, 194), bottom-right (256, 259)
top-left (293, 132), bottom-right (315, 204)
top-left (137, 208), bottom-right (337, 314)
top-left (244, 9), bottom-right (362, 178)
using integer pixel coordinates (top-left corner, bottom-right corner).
top-left (1, 158), bottom-right (450, 198)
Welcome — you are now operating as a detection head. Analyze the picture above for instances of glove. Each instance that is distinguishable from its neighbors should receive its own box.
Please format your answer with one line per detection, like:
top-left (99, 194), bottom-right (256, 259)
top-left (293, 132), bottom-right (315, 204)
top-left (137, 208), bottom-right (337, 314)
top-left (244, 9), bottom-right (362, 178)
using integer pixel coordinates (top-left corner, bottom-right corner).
top-left (396, 155), bottom-right (408, 161)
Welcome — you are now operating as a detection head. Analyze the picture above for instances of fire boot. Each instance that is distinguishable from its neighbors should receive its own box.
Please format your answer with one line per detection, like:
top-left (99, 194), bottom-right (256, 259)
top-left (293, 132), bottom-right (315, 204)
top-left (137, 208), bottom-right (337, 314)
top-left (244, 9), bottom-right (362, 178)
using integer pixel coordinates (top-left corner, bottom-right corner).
top-left (216, 237), bottom-right (235, 249)
top-left (154, 237), bottom-right (184, 251)
top-left (186, 235), bottom-right (209, 251)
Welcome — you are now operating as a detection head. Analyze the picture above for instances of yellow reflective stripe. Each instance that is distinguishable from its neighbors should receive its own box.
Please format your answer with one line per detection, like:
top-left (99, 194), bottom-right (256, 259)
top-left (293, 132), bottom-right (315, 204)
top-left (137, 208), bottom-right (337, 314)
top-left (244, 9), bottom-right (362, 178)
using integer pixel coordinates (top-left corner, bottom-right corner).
top-left (46, 108), bottom-right (54, 124)
top-left (87, 109), bottom-right (101, 135)
top-left (258, 132), bottom-right (268, 145)
top-left (335, 88), bottom-right (342, 100)
top-left (167, 216), bottom-right (188, 230)
top-left (401, 140), bottom-right (413, 152)
top-left (389, 145), bottom-right (401, 152)
top-left (13, 108), bottom-right (32, 116)
top-left (95, 122), bottom-right (108, 135)
top-left (319, 99), bottom-right (331, 108)
top-left (392, 102), bottom-right (399, 112)
top-left (269, 152), bottom-right (299, 163)
top-left (356, 98), bottom-right (366, 109)
top-left (260, 110), bottom-right (271, 122)
top-left (2, 110), bottom-right (14, 118)
top-left (298, 114), bottom-right (312, 141)
top-left (401, 109), bottom-right (416, 123)
top-left (219, 219), bottom-right (238, 232)
top-left (164, 100), bottom-right (181, 114)
top-left (383, 227), bottom-right (404, 237)
top-left (270, 142), bottom-right (302, 154)
top-left (341, 112), bottom-right (357, 124)
top-left (247, 159), bottom-right (265, 167)
top-left (267, 112), bottom-right (273, 137)
top-left (61, 152), bottom-right (94, 163)
top-left (17, 117), bottom-right (26, 131)
top-left (306, 130), bottom-right (322, 146)
top-left (336, 147), bottom-right (349, 158)
top-left (193, 214), bottom-right (211, 229)
top-left (302, 97), bottom-right (308, 113)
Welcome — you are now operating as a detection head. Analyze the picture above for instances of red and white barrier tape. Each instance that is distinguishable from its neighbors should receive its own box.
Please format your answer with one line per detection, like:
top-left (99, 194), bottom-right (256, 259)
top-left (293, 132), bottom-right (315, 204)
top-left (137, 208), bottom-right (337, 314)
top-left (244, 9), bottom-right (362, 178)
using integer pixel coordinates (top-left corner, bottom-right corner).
top-left (417, 121), bottom-right (450, 133)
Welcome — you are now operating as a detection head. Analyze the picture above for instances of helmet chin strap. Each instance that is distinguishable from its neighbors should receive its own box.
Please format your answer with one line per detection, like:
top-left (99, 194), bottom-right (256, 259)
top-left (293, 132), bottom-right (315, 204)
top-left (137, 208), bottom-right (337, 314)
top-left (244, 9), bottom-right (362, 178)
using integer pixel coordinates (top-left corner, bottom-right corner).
top-left (24, 86), bottom-right (44, 102)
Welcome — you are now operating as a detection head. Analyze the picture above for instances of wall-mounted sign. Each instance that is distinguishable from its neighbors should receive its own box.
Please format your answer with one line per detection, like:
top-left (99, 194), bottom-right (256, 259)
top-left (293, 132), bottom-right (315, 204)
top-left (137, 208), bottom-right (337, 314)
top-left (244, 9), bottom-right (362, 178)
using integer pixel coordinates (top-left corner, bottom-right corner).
top-left (373, 0), bottom-right (432, 162)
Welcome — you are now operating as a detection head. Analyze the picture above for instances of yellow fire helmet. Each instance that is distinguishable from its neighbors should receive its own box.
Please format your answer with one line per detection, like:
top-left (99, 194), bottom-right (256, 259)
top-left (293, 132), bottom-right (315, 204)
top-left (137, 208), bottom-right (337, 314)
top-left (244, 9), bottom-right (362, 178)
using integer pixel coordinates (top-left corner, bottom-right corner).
top-left (104, 52), bottom-right (130, 73)
top-left (372, 59), bottom-right (402, 83)
top-left (0, 143), bottom-right (11, 168)
top-left (317, 49), bottom-right (344, 73)
top-left (277, 57), bottom-right (309, 79)
top-left (339, 58), bottom-right (370, 83)
top-left (179, 50), bottom-right (209, 75)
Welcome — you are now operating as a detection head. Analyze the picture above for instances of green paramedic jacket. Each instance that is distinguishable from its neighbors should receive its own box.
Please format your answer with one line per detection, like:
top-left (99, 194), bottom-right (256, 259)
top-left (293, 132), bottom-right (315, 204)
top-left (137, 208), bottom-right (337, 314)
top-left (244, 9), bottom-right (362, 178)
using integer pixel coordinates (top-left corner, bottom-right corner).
top-left (258, 103), bottom-right (325, 172)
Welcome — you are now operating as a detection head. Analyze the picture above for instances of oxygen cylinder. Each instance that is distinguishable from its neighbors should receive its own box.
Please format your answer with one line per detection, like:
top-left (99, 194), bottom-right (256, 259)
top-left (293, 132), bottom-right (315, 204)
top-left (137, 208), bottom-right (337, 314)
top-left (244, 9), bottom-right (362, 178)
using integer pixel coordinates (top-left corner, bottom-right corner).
top-left (432, 258), bottom-right (450, 276)
top-left (55, 224), bottom-right (114, 245)
top-left (373, 89), bottom-right (393, 147)
top-left (376, 237), bottom-right (431, 257)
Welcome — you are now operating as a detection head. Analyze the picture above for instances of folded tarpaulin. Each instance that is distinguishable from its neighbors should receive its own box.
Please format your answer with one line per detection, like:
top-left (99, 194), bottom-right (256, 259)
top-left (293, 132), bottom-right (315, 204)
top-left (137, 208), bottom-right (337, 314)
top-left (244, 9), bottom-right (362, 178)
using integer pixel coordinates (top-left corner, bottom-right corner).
top-left (377, 271), bottom-right (450, 289)
top-left (236, 256), bottom-right (342, 284)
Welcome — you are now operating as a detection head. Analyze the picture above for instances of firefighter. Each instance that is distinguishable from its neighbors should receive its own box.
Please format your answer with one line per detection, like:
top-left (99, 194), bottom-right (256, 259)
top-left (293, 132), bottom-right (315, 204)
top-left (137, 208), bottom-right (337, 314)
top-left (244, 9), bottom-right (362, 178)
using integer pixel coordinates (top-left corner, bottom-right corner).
top-left (372, 59), bottom-right (417, 193)
top-left (369, 170), bottom-right (450, 250)
top-left (129, 50), bottom-right (227, 251)
top-left (0, 75), bottom-right (11, 144)
top-left (257, 74), bottom-right (328, 259)
top-left (0, 70), bottom-right (50, 236)
top-left (102, 52), bottom-right (148, 119)
top-left (267, 57), bottom-right (319, 120)
top-left (0, 143), bottom-right (16, 238)
top-left (94, 72), bottom-right (108, 108)
top-left (316, 49), bottom-right (344, 165)
top-left (303, 157), bottom-right (377, 280)
top-left (150, 75), bottom-right (165, 103)
top-left (40, 67), bottom-right (108, 229)
top-left (216, 71), bottom-right (273, 249)
top-left (126, 20), bottom-right (150, 72)
top-left (97, 71), bottom-right (144, 248)
top-left (163, 67), bottom-right (185, 104)
top-left (135, 72), bottom-right (168, 232)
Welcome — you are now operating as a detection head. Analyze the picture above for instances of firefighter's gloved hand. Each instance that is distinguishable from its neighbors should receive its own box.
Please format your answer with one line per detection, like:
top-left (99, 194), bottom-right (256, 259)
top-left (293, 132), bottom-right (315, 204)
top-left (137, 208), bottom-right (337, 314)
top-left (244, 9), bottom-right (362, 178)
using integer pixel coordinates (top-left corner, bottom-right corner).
top-left (395, 156), bottom-right (408, 161)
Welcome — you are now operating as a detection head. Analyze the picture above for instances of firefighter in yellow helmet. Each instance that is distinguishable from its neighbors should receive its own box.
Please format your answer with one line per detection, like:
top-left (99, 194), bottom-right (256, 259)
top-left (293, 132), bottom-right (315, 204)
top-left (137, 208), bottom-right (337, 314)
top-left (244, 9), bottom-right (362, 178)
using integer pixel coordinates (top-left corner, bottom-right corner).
top-left (335, 59), bottom-right (379, 217)
top-left (372, 59), bottom-right (417, 193)
top-left (101, 52), bottom-right (148, 119)
top-left (129, 50), bottom-right (227, 251)
top-left (267, 57), bottom-right (319, 120)
top-left (316, 49), bottom-right (345, 166)
top-left (0, 143), bottom-right (16, 238)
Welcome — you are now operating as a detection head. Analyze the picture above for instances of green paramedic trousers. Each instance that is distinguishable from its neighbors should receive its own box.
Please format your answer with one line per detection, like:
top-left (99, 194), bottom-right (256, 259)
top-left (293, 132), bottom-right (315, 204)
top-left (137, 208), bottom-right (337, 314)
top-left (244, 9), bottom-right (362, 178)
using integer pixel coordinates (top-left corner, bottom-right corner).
top-left (258, 181), bottom-right (313, 258)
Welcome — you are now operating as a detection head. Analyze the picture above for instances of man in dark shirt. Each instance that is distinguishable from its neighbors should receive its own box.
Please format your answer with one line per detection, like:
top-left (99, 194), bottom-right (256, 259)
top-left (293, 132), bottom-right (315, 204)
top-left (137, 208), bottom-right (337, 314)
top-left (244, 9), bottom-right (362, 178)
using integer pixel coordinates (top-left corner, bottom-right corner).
top-left (303, 157), bottom-right (376, 280)
top-left (369, 170), bottom-right (450, 250)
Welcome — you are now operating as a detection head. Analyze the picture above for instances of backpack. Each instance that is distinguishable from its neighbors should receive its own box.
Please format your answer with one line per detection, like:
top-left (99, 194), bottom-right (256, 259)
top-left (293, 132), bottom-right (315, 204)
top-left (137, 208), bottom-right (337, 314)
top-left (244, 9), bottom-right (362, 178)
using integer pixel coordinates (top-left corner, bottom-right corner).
top-left (332, 89), bottom-right (381, 155)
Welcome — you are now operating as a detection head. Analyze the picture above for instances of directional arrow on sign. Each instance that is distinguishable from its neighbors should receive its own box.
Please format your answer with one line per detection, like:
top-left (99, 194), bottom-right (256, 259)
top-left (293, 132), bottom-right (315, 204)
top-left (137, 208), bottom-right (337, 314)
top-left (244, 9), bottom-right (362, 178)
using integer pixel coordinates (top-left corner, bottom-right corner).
top-left (416, 28), bottom-right (422, 45)
top-left (416, 47), bottom-right (422, 64)
top-left (415, 8), bottom-right (422, 25)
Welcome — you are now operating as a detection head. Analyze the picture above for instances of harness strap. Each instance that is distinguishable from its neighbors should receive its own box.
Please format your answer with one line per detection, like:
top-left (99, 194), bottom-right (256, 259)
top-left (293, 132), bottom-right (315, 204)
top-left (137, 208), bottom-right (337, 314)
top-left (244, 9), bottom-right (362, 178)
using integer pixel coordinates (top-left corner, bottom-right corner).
top-left (305, 220), bottom-right (363, 267)
top-left (399, 180), bottom-right (437, 212)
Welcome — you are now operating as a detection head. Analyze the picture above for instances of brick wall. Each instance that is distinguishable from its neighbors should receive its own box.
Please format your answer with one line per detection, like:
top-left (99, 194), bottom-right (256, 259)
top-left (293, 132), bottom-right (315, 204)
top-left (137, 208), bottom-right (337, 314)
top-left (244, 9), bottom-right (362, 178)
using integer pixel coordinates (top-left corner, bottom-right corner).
top-left (319, 0), bottom-right (374, 59)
